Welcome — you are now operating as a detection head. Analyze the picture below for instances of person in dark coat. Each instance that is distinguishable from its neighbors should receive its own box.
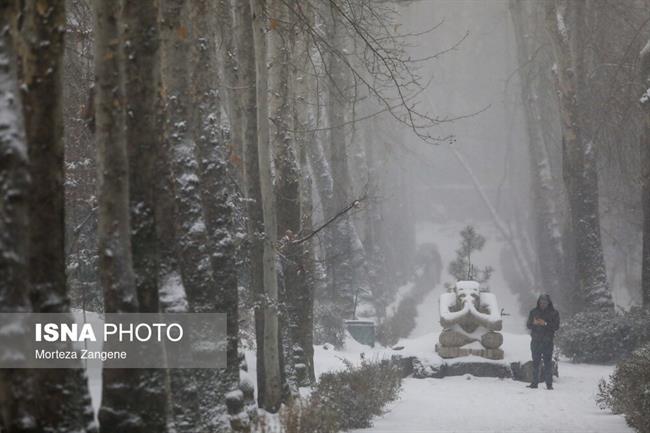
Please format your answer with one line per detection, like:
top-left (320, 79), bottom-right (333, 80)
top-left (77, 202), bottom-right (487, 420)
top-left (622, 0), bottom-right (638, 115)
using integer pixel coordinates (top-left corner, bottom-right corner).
top-left (526, 294), bottom-right (560, 389)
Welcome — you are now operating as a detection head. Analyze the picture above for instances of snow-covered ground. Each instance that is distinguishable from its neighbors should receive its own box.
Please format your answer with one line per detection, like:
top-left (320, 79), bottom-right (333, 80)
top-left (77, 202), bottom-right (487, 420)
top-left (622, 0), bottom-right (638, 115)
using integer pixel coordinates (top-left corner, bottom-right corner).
top-left (245, 318), bottom-right (632, 432)
top-left (352, 362), bottom-right (632, 433)
top-left (301, 329), bottom-right (632, 433)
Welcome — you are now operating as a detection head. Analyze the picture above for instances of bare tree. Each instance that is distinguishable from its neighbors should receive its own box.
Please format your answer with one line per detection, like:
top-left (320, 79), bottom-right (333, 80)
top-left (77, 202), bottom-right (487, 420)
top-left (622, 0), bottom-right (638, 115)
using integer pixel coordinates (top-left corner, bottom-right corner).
top-left (217, 0), bottom-right (244, 177)
top-left (544, 0), bottom-right (613, 312)
top-left (190, 0), bottom-right (241, 426)
top-left (268, 0), bottom-right (303, 391)
top-left (509, 0), bottom-right (569, 309)
top-left (92, 0), bottom-right (170, 431)
top-left (122, 0), bottom-right (162, 315)
top-left (121, 0), bottom-right (169, 429)
top-left (250, 0), bottom-right (283, 412)
top-left (93, 0), bottom-right (143, 430)
top-left (234, 0), bottom-right (269, 406)
top-left (288, 0), bottom-right (317, 384)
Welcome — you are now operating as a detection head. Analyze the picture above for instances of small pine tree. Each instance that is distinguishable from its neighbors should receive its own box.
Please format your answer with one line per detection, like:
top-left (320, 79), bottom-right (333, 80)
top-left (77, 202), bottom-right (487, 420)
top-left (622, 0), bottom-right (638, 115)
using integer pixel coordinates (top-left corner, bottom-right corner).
top-left (448, 226), bottom-right (493, 283)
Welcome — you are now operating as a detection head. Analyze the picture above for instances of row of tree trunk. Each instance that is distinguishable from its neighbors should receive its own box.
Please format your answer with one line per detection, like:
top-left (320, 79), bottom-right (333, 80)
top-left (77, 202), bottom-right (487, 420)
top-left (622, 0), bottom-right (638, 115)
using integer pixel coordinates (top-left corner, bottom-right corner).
top-left (508, 0), bottom-right (650, 313)
top-left (1, 0), bottom-right (349, 430)
top-left (1, 0), bottom-right (421, 429)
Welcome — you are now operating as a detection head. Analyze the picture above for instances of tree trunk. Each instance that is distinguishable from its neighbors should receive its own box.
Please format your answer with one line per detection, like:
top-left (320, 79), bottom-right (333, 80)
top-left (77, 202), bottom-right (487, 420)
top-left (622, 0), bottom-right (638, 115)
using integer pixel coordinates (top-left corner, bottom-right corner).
top-left (161, 0), bottom-right (228, 430)
top-left (326, 5), bottom-right (351, 213)
top-left (94, 0), bottom-right (137, 322)
top-left (123, 0), bottom-right (162, 315)
top-left (509, 0), bottom-right (568, 309)
top-left (190, 0), bottom-right (240, 426)
top-left (305, 122), bottom-right (353, 344)
top-left (217, 0), bottom-right (244, 183)
top-left (291, 4), bottom-right (316, 384)
top-left (641, 38), bottom-right (650, 308)
top-left (14, 1), bottom-right (95, 430)
top-left (269, 0), bottom-right (302, 392)
top-left (121, 0), bottom-right (168, 430)
top-left (363, 117), bottom-right (392, 319)
top-left (325, 4), bottom-right (358, 320)
top-left (316, 4), bottom-right (371, 336)
top-left (93, 1), bottom-right (148, 431)
top-left (234, 0), bottom-right (268, 406)
top-left (0, 10), bottom-right (39, 431)
top-left (544, 0), bottom-right (613, 312)
top-left (250, 0), bottom-right (283, 412)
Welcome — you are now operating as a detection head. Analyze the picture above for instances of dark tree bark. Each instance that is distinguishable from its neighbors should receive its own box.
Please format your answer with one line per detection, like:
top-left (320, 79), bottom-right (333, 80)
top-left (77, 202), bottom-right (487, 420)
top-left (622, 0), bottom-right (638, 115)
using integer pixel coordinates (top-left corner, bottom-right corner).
top-left (123, 0), bottom-right (162, 315)
top-left (0, 9), bottom-right (39, 431)
top-left (121, 0), bottom-right (168, 430)
top-left (160, 0), bottom-right (203, 431)
top-left (190, 0), bottom-right (240, 426)
top-left (269, 0), bottom-right (302, 392)
top-left (94, 0), bottom-right (136, 320)
top-left (93, 1), bottom-right (148, 431)
top-left (161, 0), bottom-right (232, 430)
top-left (13, 1), bottom-right (95, 430)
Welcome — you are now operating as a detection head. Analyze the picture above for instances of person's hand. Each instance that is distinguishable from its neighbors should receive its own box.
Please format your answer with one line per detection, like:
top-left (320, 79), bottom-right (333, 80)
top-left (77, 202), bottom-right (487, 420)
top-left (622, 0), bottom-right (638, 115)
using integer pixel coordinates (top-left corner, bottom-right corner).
top-left (533, 318), bottom-right (546, 326)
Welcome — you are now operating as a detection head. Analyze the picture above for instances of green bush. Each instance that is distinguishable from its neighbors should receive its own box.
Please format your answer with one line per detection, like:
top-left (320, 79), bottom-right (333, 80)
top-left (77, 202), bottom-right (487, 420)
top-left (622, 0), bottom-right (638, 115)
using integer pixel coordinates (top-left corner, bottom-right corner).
top-left (597, 344), bottom-right (650, 433)
top-left (280, 359), bottom-right (402, 433)
top-left (556, 308), bottom-right (650, 363)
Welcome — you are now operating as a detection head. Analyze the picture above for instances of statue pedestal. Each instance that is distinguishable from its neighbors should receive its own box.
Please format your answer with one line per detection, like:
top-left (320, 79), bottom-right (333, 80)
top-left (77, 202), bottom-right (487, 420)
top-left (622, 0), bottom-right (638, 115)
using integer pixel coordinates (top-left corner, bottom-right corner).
top-left (389, 330), bottom-right (543, 382)
top-left (394, 355), bottom-right (555, 382)
top-left (396, 355), bottom-right (518, 380)
top-left (445, 361), bottom-right (512, 378)
top-left (435, 344), bottom-right (504, 361)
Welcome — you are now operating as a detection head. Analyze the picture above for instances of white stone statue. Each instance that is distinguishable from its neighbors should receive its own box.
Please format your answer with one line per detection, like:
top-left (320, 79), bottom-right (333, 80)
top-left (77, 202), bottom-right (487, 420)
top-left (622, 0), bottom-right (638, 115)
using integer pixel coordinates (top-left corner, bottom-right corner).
top-left (435, 280), bottom-right (504, 360)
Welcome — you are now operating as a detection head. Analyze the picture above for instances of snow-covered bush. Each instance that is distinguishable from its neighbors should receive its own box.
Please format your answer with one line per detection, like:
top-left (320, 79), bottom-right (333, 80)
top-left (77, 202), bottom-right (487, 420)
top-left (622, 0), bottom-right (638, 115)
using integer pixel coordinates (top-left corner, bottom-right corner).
top-left (556, 308), bottom-right (650, 363)
top-left (314, 359), bottom-right (402, 429)
top-left (597, 344), bottom-right (650, 433)
top-left (279, 398), bottom-right (339, 433)
top-left (280, 359), bottom-right (402, 433)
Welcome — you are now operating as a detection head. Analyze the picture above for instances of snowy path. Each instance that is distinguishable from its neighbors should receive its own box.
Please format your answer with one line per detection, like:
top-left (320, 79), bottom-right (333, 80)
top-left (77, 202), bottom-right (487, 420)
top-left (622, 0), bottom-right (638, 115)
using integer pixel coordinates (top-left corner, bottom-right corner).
top-left (353, 362), bottom-right (632, 433)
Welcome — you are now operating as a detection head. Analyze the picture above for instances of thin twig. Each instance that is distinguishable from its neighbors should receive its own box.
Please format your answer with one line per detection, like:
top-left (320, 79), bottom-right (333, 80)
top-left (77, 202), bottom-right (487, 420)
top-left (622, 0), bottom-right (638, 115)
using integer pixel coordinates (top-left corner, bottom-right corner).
top-left (292, 195), bottom-right (367, 245)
